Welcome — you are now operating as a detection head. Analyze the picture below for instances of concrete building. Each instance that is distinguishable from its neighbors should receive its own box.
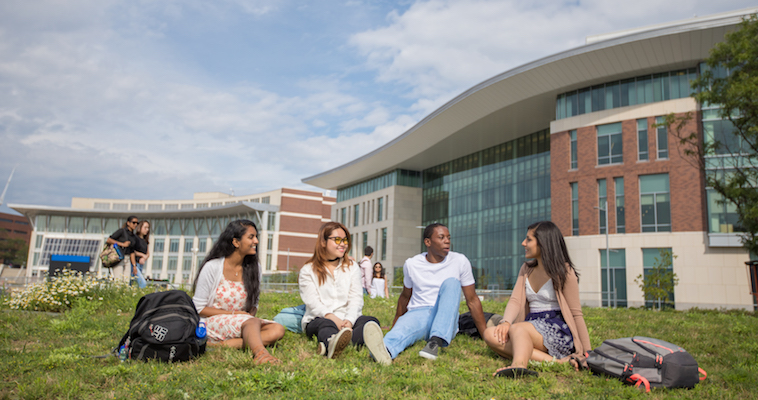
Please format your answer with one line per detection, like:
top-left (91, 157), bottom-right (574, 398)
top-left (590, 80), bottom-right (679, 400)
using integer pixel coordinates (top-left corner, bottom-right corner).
top-left (304, 9), bottom-right (758, 310)
top-left (10, 188), bottom-right (334, 283)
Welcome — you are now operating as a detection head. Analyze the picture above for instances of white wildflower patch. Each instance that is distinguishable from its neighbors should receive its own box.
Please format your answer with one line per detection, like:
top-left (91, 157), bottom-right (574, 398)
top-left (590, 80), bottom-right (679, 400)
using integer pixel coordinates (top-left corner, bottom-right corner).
top-left (3, 269), bottom-right (129, 312)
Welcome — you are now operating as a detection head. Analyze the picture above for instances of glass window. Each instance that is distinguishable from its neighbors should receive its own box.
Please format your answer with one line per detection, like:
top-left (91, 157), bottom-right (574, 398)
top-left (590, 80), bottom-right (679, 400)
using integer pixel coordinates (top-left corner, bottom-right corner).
top-left (154, 239), bottom-right (164, 253)
top-left (615, 177), bottom-right (625, 233)
top-left (597, 122), bottom-right (623, 165)
top-left (341, 208), bottom-right (346, 224)
top-left (184, 239), bottom-right (193, 253)
top-left (169, 239), bottom-right (180, 253)
top-left (571, 182), bottom-right (579, 236)
top-left (168, 219), bottom-right (181, 236)
top-left (637, 119), bottom-right (648, 161)
top-left (570, 130), bottom-right (578, 170)
top-left (198, 239), bottom-right (207, 253)
top-left (362, 232), bottom-right (368, 250)
top-left (354, 205), bottom-right (359, 227)
top-left (86, 217), bottom-right (101, 234)
top-left (640, 174), bottom-right (671, 232)
top-left (48, 216), bottom-right (66, 232)
top-left (600, 249), bottom-right (627, 307)
top-left (656, 116), bottom-right (668, 159)
top-left (377, 197), bottom-right (384, 222)
top-left (598, 179), bottom-right (607, 234)
top-left (152, 256), bottom-right (163, 276)
top-left (167, 256), bottom-right (178, 271)
top-left (642, 248), bottom-right (675, 309)
top-left (68, 217), bottom-right (84, 234)
top-left (381, 228), bottom-right (387, 261)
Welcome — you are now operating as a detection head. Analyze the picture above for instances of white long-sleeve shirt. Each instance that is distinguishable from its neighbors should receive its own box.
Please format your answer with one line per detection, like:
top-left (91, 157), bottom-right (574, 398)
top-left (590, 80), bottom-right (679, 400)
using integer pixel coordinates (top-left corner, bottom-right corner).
top-left (299, 259), bottom-right (364, 330)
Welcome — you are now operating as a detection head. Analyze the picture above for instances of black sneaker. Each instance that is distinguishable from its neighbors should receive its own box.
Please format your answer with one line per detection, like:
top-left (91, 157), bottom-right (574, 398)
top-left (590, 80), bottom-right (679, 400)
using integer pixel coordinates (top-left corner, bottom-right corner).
top-left (419, 340), bottom-right (439, 360)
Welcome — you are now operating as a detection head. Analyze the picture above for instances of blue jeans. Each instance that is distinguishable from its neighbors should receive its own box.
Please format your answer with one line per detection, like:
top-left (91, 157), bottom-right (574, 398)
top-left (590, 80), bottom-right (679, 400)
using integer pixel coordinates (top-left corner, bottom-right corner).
top-left (132, 263), bottom-right (147, 289)
top-left (383, 277), bottom-right (462, 359)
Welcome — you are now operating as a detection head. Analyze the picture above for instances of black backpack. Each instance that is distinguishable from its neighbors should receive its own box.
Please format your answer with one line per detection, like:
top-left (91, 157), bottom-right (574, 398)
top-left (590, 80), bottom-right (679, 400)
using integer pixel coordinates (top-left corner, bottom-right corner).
top-left (586, 336), bottom-right (706, 391)
top-left (117, 290), bottom-right (206, 362)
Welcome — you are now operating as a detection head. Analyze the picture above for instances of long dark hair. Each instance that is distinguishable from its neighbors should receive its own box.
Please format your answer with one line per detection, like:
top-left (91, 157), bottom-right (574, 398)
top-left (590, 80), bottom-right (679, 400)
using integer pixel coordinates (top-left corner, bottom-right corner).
top-left (305, 221), bottom-right (353, 285)
top-left (135, 220), bottom-right (150, 244)
top-left (193, 219), bottom-right (260, 312)
top-left (525, 221), bottom-right (579, 291)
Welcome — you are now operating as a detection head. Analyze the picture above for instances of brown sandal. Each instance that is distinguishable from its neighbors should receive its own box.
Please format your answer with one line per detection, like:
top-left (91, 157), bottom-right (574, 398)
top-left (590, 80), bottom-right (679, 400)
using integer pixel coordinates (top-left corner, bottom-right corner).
top-left (252, 346), bottom-right (281, 365)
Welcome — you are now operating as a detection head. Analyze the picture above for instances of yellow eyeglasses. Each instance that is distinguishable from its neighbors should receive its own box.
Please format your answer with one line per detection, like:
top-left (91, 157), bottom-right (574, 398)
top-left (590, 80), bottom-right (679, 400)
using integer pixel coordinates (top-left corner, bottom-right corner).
top-left (327, 236), bottom-right (349, 245)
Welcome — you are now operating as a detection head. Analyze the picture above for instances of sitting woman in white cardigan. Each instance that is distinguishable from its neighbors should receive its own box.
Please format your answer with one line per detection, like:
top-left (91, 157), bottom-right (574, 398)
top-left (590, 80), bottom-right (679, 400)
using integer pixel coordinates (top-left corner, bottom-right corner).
top-left (192, 219), bottom-right (285, 365)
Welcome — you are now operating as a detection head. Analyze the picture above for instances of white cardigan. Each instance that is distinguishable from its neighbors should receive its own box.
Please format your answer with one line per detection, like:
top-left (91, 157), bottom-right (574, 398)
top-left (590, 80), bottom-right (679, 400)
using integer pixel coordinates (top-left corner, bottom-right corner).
top-left (192, 257), bottom-right (262, 316)
top-left (299, 259), bottom-right (363, 330)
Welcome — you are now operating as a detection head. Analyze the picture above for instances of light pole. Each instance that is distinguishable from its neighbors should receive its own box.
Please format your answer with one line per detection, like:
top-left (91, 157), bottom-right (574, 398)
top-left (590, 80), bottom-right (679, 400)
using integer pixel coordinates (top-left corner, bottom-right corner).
top-left (595, 204), bottom-right (612, 308)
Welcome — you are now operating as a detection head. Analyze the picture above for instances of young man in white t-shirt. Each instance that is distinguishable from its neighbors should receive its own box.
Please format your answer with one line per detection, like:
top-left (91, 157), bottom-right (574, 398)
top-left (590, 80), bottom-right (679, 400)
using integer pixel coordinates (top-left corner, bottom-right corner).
top-left (359, 246), bottom-right (374, 295)
top-left (368, 223), bottom-right (487, 365)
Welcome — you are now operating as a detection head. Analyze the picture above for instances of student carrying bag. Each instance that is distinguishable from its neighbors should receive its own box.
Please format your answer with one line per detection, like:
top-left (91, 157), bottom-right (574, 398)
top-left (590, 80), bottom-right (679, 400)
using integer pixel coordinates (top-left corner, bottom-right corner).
top-left (117, 290), bottom-right (206, 362)
top-left (585, 336), bottom-right (706, 392)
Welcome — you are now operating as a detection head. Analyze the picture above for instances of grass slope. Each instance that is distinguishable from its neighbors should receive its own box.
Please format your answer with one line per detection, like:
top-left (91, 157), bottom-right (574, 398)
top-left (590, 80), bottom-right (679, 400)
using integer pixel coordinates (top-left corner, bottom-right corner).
top-left (1, 289), bottom-right (756, 399)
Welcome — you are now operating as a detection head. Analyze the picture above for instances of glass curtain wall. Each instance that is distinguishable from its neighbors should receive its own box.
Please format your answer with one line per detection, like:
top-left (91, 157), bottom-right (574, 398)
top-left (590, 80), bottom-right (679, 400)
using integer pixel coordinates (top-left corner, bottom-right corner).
top-left (422, 129), bottom-right (550, 289)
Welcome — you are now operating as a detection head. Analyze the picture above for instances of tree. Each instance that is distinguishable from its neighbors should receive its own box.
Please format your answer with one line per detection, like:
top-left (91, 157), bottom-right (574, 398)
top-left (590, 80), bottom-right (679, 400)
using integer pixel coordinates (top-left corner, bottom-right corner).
top-left (635, 249), bottom-right (679, 311)
top-left (0, 238), bottom-right (29, 266)
top-left (662, 14), bottom-right (758, 257)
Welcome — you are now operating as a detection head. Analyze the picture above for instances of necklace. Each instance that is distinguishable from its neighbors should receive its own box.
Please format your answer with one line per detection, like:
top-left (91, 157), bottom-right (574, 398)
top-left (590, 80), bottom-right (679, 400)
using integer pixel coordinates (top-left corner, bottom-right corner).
top-left (328, 257), bottom-right (340, 262)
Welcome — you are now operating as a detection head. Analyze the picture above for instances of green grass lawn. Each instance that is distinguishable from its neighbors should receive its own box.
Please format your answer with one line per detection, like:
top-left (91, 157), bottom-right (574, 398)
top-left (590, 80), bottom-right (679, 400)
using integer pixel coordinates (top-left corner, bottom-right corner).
top-left (1, 287), bottom-right (757, 399)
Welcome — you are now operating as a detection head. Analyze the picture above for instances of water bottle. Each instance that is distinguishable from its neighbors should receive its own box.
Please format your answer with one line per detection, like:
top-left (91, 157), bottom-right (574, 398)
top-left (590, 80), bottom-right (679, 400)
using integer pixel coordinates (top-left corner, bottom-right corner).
top-left (113, 243), bottom-right (123, 259)
top-left (118, 345), bottom-right (128, 362)
top-left (196, 322), bottom-right (207, 347)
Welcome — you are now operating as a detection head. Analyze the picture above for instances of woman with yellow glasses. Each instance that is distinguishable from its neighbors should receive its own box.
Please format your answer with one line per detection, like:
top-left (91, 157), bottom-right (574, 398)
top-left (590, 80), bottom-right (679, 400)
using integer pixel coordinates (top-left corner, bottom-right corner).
top-left (298, 222), bottom-right (387, 360)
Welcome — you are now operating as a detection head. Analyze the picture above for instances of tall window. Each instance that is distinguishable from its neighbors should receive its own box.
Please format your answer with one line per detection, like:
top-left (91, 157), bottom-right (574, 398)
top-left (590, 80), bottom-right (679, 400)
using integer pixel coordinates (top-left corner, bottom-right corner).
top-left (169, 239), bottom-right (179, 253)
top-left (340, 208), bottom-right (346, 225)
top-left (597, 122), bottom-right (623, 165)
top-left (152, 256), bottom-right (163, 276)
top-left (656, 116), bottom-right (668, 159)
top-left (154, 239), bottom-right (165, 253)
top-left (598, 179), bottom-right (607, 234)
top-left (267, 234), bottom-right (273, 251)
top-left (362, 232), bottom-right (368, 250)
top-left (570, 129), bottom-right (578, 169)
top-left (615, 177), bottom-right (625, 233)
top-left (640, 174), bottom-right (671, 232)
top-left (184, 239), bottom-right (193, 253)
top-left (571, 182), bottom-right (579, 236)
top-left (637, 119), bottom-right (648, 161)
top-left (267, 212), bottom-right (276, 231)
top-left (381, 228), bottom-right (387, 260)
top-left (600, 249), bottom-right (627, 307)
top-left (642, 248), bottom-right (675, 309)
top-left (353, 205), bottom-right (359, 227)
top-left (377, 197), bottom-right (384, 222)
top-left (198, 240), bottom-right (207, 253)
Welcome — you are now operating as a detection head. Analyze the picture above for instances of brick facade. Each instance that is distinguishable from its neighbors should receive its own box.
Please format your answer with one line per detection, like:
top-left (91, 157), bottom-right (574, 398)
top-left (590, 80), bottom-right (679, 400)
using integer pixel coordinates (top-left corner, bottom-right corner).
top-left (551, 112), bottom-right (705, 236)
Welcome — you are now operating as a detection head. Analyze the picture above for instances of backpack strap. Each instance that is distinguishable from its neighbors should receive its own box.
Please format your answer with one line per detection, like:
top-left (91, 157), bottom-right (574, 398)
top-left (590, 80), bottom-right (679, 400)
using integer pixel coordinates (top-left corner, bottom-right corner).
top-left (699, 368), bottom-right (708, 381)
top-left (625, 374), bottom-right (651, 393)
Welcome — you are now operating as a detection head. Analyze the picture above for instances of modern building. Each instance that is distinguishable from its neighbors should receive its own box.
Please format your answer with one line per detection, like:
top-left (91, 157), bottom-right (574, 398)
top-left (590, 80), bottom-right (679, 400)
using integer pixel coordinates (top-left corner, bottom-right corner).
top-left (10, 188), bottom-right (334, 283)
top-left (304, 8), bottom-right (758, 310)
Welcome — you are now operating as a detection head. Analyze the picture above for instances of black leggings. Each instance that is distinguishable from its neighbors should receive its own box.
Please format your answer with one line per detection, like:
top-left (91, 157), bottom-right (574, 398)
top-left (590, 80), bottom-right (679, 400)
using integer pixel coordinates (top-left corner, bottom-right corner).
top-left (305, 315), bottom-right (380, 347)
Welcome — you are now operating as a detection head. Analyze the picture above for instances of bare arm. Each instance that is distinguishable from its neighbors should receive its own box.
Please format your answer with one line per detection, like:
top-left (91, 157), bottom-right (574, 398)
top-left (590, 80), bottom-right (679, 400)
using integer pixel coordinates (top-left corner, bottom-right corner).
top-left (391, 286), bottom-right (412, 327)
top-left (105, 237), bottom-right (130, 248)
top-left (462, 284), bottom-right (487, 338)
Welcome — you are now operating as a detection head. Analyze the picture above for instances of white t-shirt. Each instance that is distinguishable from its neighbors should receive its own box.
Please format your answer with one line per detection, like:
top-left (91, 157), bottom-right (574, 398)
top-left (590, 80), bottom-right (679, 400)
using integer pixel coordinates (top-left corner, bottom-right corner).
top-left (370, 277), bottom-right (386, 298)
top-left (403, 251), bottom-right (475, 310)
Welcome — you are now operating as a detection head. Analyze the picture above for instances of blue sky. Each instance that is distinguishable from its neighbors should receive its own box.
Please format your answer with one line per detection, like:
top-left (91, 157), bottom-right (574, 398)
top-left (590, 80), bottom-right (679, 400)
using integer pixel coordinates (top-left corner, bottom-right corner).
top-left (1, 0), bottom-right (755, 214)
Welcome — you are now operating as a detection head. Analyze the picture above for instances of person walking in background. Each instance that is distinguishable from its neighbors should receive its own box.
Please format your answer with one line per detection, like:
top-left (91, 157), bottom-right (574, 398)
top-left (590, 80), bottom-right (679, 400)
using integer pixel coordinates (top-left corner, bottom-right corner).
top-left (130, 220), bottom-right (150, 289)
top-left (369, 223), bottom-right (487, 365)
top-left (359, 246), bottom-right (374, 295)
top-left (370, 262), bottom-right (389, 299)
top-left (106, 216), bottom-right (138, 283)
top-left (483, 221), bottom-right (591, 378)
top-left (192, 219), bottom-right (285, 365)
top-left (298, 222), bottom-right (387, 361)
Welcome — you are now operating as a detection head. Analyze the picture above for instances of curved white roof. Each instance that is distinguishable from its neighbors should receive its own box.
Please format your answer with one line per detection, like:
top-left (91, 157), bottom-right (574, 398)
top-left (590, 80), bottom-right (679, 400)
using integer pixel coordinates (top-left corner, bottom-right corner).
top-left (303, 8), bottom-right (757, 190)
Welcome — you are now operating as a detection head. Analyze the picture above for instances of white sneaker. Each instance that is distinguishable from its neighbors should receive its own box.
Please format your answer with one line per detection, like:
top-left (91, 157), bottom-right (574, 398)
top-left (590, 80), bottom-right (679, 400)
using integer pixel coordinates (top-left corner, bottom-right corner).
top-left (327, 328), bottom-right (352, 359)
top-left (363, 321), bottom-right (391, 366)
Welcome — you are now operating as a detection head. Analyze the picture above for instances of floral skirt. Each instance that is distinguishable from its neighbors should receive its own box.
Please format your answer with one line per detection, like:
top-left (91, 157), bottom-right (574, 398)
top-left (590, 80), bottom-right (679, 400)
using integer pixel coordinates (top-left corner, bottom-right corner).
top-left (526, 310), bottom-right (574, 359)
top-left (206, 314), bottom-right (276, 343)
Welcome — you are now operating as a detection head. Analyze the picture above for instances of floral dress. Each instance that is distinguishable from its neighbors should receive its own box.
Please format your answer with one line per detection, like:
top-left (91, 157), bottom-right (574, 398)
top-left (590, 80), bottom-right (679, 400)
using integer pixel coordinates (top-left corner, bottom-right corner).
top-left (205, 278), bottom-right (257, 342)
